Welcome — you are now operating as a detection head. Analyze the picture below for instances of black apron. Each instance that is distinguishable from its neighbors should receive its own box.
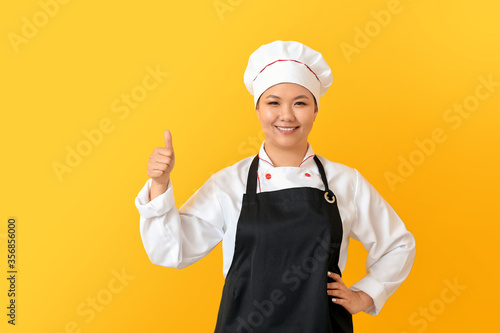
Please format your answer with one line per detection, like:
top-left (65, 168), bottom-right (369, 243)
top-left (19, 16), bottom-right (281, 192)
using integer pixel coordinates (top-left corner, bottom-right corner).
top-left (214, 154), bottom-right (353, 332)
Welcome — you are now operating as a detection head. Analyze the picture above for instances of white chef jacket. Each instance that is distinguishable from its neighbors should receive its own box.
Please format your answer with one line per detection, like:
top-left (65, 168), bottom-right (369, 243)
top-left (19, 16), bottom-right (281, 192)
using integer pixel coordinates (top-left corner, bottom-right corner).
top-left (135, 141), bottom-right (416, 316)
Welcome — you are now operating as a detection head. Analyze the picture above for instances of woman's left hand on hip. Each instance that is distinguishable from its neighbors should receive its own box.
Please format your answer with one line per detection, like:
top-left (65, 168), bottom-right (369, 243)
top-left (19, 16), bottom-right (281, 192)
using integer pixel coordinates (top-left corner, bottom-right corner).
top-left (326, 272), bottom-right (374, 314)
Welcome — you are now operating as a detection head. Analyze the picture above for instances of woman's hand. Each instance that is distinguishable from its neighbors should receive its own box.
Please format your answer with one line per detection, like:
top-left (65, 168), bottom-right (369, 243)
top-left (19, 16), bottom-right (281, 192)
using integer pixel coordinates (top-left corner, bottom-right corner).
top-left (147, 130), bottom-right (175, 200)
top-left (326, 272), bottom-right (374, 315)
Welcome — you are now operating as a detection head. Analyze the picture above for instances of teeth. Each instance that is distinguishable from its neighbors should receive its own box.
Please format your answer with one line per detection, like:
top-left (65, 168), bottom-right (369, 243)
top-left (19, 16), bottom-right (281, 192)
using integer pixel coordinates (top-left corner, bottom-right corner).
top-left (277, 126), bottom-right (297, 131)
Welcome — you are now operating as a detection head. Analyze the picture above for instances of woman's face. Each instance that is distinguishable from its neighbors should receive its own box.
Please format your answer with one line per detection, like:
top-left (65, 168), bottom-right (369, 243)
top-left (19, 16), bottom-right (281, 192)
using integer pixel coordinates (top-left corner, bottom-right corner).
top-left (256, 82), bottom-right (318, 150)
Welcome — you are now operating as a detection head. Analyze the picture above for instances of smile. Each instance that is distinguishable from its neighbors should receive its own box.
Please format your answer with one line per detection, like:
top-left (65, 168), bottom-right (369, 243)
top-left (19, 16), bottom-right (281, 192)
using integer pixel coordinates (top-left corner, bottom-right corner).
top-left (276, 126), bottom-right (298, 131)
top-left (275, 126), bottom-right (299, 134)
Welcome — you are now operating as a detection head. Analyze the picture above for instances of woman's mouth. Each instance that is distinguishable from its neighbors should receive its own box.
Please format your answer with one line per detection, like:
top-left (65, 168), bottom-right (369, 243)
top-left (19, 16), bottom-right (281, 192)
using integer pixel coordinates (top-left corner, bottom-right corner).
top-left (275, 126), bottom-right (299, 134)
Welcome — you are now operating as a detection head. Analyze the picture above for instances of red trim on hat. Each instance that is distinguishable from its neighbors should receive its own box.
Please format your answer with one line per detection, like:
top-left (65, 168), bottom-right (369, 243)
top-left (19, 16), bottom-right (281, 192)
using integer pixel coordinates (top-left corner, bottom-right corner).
top-left (253, 59), bottom-right (320, 82)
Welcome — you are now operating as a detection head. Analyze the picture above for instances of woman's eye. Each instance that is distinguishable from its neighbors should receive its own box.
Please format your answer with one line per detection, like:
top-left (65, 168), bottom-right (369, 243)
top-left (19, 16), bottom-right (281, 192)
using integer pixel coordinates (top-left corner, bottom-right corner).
top-left (266, 101), bottom-right (307, 106)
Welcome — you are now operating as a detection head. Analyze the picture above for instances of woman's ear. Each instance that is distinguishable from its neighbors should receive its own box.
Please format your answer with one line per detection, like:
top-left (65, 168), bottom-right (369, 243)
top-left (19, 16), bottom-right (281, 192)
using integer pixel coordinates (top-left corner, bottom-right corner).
top-left (255, 95), bottom-right (262, 111)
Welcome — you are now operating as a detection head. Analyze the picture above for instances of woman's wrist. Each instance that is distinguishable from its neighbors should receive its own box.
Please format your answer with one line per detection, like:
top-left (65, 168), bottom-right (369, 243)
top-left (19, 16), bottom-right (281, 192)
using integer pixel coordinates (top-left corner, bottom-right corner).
top-left (354, 290), bottom-right (374, 312)
top-left (150, 178), bottom-right (169, 201)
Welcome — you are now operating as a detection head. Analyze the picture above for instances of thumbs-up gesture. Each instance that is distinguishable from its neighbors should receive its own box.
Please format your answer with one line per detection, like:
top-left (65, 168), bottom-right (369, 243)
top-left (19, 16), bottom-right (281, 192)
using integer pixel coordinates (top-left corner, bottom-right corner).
top-left (147, 130), bottom-right (175, 187)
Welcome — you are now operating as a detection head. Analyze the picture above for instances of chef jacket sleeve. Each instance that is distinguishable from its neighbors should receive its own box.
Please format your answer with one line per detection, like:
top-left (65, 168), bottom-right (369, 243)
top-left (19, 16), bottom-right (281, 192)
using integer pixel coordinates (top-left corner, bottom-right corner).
top-left (134, 175), bottom-right (225, 269)
top-left (348, 169), bottom-right (416, 316)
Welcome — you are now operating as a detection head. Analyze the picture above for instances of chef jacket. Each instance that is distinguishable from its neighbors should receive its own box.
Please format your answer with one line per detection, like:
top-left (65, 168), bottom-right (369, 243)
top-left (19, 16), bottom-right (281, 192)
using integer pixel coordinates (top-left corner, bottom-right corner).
top-left (135, 141), bottom-right (416, 316)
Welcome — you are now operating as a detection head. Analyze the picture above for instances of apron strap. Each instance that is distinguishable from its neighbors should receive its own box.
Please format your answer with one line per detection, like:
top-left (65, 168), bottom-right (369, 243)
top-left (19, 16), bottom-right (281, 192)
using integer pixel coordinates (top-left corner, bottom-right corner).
top-left (313, 155), bottom-right (329, 192)
top-left (246, 154), bottom-right (260, 195)
top-left (313, 155), bottom-right (335, 202)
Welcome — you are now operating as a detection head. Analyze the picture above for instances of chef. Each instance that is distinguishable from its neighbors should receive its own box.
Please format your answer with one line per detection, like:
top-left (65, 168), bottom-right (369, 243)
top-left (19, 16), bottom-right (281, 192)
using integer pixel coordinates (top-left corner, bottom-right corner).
top-left (135, 40), bottom-right (416, 332)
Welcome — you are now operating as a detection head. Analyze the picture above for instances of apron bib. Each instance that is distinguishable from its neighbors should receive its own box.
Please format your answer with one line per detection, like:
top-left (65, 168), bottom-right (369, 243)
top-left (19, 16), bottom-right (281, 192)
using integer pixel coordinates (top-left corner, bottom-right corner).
top-left (214, 155), bottom-right (353, 332)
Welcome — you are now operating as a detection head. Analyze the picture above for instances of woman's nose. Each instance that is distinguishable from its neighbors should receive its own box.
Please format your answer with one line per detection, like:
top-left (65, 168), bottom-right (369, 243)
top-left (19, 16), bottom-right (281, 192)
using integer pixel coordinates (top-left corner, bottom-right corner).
top-left (279, 104), bottom-right (295, 120)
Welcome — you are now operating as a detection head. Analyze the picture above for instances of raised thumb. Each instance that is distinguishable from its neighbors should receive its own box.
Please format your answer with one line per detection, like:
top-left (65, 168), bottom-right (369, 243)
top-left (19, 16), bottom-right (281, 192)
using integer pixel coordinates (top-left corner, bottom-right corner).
top-left (164, 129), bottom-right (173, 148)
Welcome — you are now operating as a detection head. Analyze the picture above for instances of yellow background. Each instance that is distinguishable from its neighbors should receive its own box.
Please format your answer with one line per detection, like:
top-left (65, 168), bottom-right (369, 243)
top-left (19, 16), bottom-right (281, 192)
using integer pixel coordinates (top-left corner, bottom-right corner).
top-left (1, 0), bottom-right (499, 331)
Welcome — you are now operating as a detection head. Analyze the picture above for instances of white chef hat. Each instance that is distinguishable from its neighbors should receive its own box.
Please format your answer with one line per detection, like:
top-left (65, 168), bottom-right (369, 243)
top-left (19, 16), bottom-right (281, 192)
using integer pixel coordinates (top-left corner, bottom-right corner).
top-left (244, 40), bottom-right (333, 109)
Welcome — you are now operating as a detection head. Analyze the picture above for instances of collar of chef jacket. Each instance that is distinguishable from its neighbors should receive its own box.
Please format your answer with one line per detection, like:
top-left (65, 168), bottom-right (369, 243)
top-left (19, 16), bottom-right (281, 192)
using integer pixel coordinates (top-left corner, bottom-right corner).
top-left (256, 141), bottom-right (318, 193)
top-left (257, 140), bottom-right (316, 168)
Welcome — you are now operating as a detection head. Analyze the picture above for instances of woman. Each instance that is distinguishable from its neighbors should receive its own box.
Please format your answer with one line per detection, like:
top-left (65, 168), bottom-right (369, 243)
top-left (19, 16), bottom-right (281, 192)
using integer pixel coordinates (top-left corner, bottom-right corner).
top-left (135, 40), bottom-right (416, 332)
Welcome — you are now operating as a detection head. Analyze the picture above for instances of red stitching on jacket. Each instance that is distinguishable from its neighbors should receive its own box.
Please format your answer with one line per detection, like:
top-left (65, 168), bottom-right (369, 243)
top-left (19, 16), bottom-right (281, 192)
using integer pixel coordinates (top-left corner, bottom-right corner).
top-left (256, 170), bottom-right (261, 193)
top-left (299, 154), bottom-right (315, 167)
top-left (258, 155), bottom-right (274, 167)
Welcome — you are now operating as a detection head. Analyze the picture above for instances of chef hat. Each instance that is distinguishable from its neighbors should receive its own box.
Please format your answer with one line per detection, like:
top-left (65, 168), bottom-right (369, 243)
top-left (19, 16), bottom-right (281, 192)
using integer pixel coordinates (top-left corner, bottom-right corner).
top-left (244, 40), bottom-right (333, 109)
